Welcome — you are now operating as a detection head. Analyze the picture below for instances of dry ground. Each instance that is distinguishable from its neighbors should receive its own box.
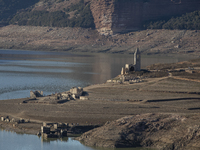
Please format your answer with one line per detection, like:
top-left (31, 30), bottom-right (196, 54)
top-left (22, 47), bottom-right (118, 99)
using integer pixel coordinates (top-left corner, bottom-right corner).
top-left (1, 25), bottom-right (200, 56)
top-left (1, 59), bottom-right (200, 134)
top-left (0, 74), bottom-right (200, 134)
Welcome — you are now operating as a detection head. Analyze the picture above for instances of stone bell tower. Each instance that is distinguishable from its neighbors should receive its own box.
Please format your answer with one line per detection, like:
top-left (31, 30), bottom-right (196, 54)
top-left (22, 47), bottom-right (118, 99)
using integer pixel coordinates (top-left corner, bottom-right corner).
top-left (120, 48), bottom-right (141, 75)
top-left (134, 48), bottom-right (141, 71)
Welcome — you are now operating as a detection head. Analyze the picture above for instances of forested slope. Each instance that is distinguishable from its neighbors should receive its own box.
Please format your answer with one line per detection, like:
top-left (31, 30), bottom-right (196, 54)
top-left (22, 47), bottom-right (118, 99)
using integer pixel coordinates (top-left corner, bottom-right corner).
top-left (144, 11), bottom-right (200, 30)
top-left (9, 0), bottom-right (95, 28)
top-left (0, 0), bottom-right (200, 30)
top-left (0, 0), bottom-right (40, 24)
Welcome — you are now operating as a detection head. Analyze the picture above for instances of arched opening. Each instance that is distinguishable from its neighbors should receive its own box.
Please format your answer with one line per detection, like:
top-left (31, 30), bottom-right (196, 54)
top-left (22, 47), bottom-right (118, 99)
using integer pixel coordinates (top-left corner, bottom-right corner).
top-left (130, 66), bottom-right (135, 71)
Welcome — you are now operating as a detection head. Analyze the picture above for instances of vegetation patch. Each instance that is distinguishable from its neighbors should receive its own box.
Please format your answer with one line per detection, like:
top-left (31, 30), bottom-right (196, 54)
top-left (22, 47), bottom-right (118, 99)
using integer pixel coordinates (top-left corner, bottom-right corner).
top-left (144, 11), bottom-right (200, 30)
top-left (9, 0), bottom-right (95, 28)
top-left (0, 0), bottom-right (40, 25)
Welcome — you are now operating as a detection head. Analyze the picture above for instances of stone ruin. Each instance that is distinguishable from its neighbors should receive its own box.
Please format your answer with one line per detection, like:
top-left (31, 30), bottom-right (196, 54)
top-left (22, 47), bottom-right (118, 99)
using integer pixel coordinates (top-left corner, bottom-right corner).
top-left (52, 87), bottom-right (83, 102)
top-left (107, 48), bottom-right (143, 84)
top-left (39, 122), bottom-right (100, 139)
top-left (25, 87), bottom-right (85, 104)
top-left (39, 123), bottom-right (68, 138)
top-left (30, 91), bottom-right (43, 99)
top-left (121, 48), bottom-right (141, 75)
top-left (120, 48), bottom-right (142, 83)
top-left (70, 87), bottom-right (83, 99)
top-left (1, 115), bottom-right (30, 128)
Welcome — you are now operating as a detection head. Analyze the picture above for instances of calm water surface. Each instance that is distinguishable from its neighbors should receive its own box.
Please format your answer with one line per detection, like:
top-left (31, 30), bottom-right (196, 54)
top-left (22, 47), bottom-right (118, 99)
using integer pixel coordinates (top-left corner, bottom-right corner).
top-left (0, 49), bottom-right (197, 150)
top-left (0, 129), bottom-right (153, 150)
top-left (0, 49), bottom-right (196, 100)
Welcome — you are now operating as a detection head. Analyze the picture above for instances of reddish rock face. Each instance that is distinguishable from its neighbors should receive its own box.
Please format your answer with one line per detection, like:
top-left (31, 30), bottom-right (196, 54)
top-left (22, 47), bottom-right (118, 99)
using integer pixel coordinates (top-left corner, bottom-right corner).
top-left (90, 0), bottom-right (200, 35)
top-left (90, 0), bottom-right (115, 35)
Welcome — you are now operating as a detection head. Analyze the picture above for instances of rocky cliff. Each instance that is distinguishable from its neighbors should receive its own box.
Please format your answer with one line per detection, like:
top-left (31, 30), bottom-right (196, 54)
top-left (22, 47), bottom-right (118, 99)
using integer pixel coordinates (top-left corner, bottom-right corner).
top-left (90, 0), bottom-right (200, 35)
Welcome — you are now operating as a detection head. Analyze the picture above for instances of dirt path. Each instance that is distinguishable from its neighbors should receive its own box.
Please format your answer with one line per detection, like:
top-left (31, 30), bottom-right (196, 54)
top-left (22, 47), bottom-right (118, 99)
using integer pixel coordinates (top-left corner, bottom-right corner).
top-left (171, 76), bottom-right (200, 83)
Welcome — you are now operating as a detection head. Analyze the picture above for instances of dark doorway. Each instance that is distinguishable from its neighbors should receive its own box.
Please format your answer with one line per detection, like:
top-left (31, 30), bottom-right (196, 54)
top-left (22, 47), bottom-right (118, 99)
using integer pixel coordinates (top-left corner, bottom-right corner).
top-left (130, 66), bottom-right (135, 71)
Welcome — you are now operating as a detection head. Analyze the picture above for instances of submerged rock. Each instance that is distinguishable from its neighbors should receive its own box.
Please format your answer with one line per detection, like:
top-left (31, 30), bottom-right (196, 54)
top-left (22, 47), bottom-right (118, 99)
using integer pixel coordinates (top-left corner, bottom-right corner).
top-left (77, 113), bottom-right (200, 150)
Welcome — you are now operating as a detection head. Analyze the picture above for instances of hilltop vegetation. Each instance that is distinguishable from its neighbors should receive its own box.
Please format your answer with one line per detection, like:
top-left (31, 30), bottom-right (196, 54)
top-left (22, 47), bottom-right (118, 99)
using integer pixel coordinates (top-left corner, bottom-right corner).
top-left (0, 0), bottom-right (40, 24)
top-left (0, 0), bottom-right (200, 30)
top-left (0, 0), bottom-right (94, 28)
top-left (144, 11), bottom-right (200, 30)
top-left (9, 0), bottom-right (95, 28)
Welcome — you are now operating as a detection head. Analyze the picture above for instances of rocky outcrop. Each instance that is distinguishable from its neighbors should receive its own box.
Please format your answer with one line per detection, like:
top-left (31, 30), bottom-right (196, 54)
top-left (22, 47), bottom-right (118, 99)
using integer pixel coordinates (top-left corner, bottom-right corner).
top-left (77, 113), bottom-right (200, 149)
top-left (90, 0), bottom-right (200, 35)
top-left (90, 0), bottom-right (115, 35)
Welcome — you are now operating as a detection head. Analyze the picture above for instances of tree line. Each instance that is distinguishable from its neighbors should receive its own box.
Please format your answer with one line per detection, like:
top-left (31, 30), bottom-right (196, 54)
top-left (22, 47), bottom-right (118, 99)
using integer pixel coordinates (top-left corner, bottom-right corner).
top-left (9, 0), bottom-right (95, 28)
top-left (143, 11), bottom-right (200, 30)
top-left (0, 0), bottom-right (40, 24)
top-left (1, 0), bottom-right (200, 30)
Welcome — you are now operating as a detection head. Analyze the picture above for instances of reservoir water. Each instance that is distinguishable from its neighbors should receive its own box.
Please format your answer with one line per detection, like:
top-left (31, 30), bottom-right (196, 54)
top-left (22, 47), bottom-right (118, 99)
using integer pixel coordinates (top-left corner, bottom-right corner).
top-left (0, 49), bottom-right (196, 100)
top-left (0, 129), bottom-right (152, 150)
top-left (0, 49), bottom-right (197, 150)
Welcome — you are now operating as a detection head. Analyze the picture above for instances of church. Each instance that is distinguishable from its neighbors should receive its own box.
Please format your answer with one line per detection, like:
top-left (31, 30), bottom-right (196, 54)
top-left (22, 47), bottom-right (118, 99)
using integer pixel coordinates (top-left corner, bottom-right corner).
top-left (121, 48), bottom-right (141, 75)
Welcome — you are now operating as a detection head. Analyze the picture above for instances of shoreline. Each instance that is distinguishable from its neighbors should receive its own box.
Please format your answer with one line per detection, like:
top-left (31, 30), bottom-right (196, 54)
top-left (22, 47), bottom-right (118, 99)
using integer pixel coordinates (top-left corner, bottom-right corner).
top-left (0, 56), bottom-right (200, 149)
top-left (0, 119), bottom-right (40, 135)
top-left (0, 25), bottom-right (200, 56)
top-left (0, 66), bottom-right (200, 133)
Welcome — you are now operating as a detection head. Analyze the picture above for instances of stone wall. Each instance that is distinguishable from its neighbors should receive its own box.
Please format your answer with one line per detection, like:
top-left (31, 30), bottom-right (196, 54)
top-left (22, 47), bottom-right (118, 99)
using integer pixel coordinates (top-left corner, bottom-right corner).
top-left (90, 0), bottom-right (200, 35)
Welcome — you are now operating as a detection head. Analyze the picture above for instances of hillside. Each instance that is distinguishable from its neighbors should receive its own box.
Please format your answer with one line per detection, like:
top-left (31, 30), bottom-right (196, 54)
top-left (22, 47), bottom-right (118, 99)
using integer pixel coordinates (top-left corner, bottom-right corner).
top-left (9, 0), bottom-right (95, 28)
top-left (0, 0), bottom-right (40, 25)
top-left (1, 0), bottom-right (200, 31)
top-left (0, 25), bottom-right (200, 56)
top-left (91, 0), bottom-right (200, 35)
top-left (0, 0), bottom-right (94, 28)
top-left (0, 0), bottom-right (200, 55)
top-left (144, 11), bottom-right (200, 30)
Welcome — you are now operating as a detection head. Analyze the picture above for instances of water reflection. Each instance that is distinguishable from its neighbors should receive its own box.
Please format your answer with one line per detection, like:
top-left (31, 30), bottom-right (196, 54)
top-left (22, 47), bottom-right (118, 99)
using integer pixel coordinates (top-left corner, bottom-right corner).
top-left (41, 137), bottom-right (69, 143)
top-left (0, 129), bottom-right (91, 150)
top-left (0, 49), bottom-right (197, 101)
top-left (0, 128), bottom-right (154, 150)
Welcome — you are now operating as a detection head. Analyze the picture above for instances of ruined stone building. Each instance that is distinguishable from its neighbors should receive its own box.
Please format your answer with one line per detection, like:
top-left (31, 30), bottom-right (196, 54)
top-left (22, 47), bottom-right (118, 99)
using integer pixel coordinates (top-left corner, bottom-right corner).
top-left (70, 87), bottom-right (83, 99)
top-left (90, 0), bottom-right (200, 35)
top-left (121, 48), bottom-right (141, 75)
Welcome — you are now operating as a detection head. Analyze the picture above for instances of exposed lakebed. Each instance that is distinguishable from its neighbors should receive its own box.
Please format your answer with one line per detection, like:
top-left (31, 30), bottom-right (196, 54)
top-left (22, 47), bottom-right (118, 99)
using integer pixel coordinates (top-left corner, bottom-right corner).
top-left (0, 49), bottom-right (197, 150)
top-left (0, 49), bottom-right (195, 100)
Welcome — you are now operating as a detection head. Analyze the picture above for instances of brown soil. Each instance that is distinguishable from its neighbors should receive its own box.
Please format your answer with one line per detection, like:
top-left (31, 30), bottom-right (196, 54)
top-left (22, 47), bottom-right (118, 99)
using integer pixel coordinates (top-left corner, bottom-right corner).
top-left (1, 66), bottom-right (200, 134)
top-left (0, 58), bottom-right (200, 150)
top-left (0, 25), bottom-right (200, 56)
